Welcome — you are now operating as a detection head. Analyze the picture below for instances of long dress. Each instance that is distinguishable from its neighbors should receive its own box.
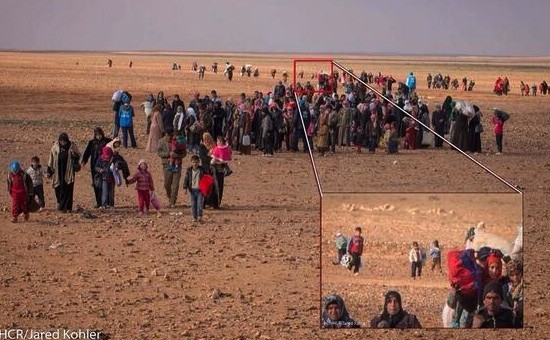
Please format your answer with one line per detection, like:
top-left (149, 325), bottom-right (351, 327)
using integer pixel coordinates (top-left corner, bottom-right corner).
top-left (146, 111), bottom-right (163, 153)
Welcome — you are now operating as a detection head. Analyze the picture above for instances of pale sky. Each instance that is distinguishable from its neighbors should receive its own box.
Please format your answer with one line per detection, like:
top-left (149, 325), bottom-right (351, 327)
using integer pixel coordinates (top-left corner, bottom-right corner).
top-left (1, 0), bottom-right (549, 56)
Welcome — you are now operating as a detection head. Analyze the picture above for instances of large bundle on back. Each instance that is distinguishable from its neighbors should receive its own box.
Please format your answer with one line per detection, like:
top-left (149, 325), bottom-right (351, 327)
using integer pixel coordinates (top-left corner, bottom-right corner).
top-left (447, 249), bottom-right (480, 302)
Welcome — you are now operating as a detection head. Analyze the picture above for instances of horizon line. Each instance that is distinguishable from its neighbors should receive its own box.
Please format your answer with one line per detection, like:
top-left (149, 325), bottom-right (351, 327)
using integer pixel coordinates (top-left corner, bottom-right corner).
top-left (1, 49), bottom-right (549, 59)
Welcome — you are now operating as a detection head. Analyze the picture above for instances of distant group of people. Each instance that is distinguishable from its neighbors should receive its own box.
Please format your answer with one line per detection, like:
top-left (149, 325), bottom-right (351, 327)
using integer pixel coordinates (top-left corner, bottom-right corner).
top-left (520, 80), bottom-right (549, 96)
top-left (332, 231), bottom-right (443, 280)
top-left (107, 59), bottom-right (133, 68)
top-left (427, 73), bottom-right (475, 91)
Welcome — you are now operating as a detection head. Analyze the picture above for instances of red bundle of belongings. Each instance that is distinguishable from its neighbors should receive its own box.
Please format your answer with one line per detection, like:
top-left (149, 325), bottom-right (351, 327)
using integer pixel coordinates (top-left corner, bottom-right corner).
top-left (447, 249), bottom-right (478, 298)
top-left (199, 174), bottom-right (214, 197)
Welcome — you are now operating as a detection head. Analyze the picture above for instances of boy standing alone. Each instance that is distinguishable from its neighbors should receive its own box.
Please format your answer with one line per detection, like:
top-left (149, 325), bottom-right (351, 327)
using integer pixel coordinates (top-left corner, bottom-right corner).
top-left (409, 241), bottom-right (424, 279)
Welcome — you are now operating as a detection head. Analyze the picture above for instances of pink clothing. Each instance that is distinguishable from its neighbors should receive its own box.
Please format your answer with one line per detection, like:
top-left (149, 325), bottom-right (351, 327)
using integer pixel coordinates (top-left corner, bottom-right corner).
top-left (492, 116), bottom-right (503, 135)
top-left (127, 169), bottom-right (154, 191)
top-left (137, 189), bottom-right (151, 213)
top-left (146, 111), bottom-right (163, 153)
top-left (210, 144), bottom-right (232, 162)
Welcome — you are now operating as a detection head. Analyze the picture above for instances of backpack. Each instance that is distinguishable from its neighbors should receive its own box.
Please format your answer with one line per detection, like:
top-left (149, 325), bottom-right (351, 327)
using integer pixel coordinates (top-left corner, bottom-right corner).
top-left (348, 236), bottom-right (363, 255)
top-left (447, 249), bottom-right (480, 299)
top-left (119, 105), bottom-right (134, 127)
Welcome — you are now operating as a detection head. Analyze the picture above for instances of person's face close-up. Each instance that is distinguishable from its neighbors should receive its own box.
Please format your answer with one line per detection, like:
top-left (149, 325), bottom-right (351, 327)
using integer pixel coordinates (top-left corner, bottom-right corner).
top-left (386, 297), bottom-right (400, 316)
top-left (192, 159), bottom-right (200, 167)
top-left (488, 262), bottom-right (501, 279)
top-left (326, 303), bottom-right (340, 321)
top-left (484, 292), bottom-right (502, 315)
top-left (509, 270), bottom-right (522, 285)
top-left (139, 163), bottom-right (147, 170)
top-left (59, 139), bottom-right (67, 146)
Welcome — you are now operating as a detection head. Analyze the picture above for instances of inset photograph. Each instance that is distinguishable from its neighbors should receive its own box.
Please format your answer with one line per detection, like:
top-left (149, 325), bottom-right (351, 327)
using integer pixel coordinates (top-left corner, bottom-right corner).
top-left (321, 193), bottom-right (522, 329)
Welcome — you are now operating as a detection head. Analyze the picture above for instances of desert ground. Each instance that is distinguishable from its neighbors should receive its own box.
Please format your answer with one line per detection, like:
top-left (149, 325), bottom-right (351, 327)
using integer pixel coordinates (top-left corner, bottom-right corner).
top-left (0, 51), bottom-right (549, 339)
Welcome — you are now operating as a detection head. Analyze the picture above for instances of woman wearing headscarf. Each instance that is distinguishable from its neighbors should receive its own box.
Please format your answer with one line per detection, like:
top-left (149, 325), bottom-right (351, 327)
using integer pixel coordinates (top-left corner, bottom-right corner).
top-left (47, 132), bottom-right (81, 212)
top-left (197, 132), bottom-right (225, 209)
top-left (80, 127), bottom-right (111, 208)
top-left (468, 105), bottom-right (483, 153)
top-left (370, 291), bottom-right (422, 329)
top-left (504, 259), bottom-right (523, 327)
top-left (146, 104), bottom-right (164, 153)
top-left (442, 95), bottom-right (454, 138)
top-left (321, 294), bottom-right (360, 328)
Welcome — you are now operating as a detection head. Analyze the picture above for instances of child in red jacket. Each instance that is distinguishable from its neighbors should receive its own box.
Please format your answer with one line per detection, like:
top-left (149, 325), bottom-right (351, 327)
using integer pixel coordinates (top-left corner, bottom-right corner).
top-left (7, 160), bottom-right (32, 222)
top-left (127, 159), bottom-right (158, 215)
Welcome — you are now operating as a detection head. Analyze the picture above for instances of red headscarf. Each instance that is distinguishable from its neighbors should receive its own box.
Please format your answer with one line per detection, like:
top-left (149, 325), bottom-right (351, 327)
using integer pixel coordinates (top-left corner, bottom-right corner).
top-left (486, 251), bottom-right (503, 278)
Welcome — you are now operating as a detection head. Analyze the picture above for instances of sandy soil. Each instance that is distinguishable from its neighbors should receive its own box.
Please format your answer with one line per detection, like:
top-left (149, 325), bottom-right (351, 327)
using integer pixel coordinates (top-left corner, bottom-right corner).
top-left (0, 51), bottom-right (548, 339)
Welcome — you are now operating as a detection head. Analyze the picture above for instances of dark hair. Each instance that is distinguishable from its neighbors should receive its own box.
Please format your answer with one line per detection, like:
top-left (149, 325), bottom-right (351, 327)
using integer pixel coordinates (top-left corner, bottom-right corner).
top-left (94, 127), bottom-right (105, 138)
top-left (217, 136), bottom-right (226, 144)
top-left (354, 226), bottom-right (362, 233)
top-left (190, 154), bottom-right (200, 161)
top-left (433, 240), bottom-right (439, 248)
top-left (31, 156), bottom-right (40, 163)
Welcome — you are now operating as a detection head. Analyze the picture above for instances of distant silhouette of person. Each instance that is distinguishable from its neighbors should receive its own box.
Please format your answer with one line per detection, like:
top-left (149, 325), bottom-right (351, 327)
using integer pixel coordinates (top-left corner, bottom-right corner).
top-left (107, 59), bottom-right (113, 68)
top-left (129, 61), bottom-right (133, 68)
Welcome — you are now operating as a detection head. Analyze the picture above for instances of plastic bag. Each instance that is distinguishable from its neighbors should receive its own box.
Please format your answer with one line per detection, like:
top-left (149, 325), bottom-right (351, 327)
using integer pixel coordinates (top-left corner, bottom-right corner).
top-left (150, 191), bottom-right (161, 210)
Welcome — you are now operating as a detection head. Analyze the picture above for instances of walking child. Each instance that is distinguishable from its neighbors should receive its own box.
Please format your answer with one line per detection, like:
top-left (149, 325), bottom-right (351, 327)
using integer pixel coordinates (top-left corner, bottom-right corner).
top-left (409, 241), bottom-right (424, 279)
top-left (26, 156), bottom-right (46, 211)
top-left (332, 231), bottom-right (348, 265)
top-left (127, 159), bottom-right (159, 216)
top-left (182, 155), bottom-right (206, 223)
top-left (347, 226), bottom-right (364, 275)
top-left (428, 240), bottom-right (443, 274)
top-left (94, 147), bottom-right (115, 208)
top-left (7, 160), bottom-right (32, 222)
top-left (167, 130), bottom-right (187, 172)
top-left (492, 109), bottom-right (504, 154)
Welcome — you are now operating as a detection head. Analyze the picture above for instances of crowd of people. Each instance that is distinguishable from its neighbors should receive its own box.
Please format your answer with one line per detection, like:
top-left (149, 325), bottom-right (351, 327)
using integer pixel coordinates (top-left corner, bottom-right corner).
top-left (9, 65), bottom-right (515, 224)
top-left (426, 73), bottom-right (476, 91)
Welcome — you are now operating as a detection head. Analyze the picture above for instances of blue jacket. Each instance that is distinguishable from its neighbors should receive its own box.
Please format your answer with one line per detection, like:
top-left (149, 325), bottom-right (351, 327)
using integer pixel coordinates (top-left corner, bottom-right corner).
top-left (405, 74), bottom-right (416, 90)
